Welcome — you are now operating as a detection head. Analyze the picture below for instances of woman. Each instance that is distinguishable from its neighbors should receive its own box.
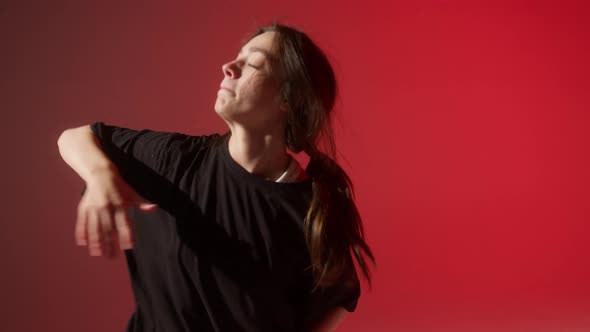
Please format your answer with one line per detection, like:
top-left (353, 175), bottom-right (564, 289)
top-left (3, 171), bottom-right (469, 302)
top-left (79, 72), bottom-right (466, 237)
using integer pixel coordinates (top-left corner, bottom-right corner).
top-left (58, 23), bottom-right (375, 332)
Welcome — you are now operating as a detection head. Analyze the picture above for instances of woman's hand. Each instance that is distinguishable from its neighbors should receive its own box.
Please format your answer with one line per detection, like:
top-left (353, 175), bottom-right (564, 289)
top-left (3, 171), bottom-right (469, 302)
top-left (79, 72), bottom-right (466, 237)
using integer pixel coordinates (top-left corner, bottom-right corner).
top-left (75, 166), bottom-right (157, 258)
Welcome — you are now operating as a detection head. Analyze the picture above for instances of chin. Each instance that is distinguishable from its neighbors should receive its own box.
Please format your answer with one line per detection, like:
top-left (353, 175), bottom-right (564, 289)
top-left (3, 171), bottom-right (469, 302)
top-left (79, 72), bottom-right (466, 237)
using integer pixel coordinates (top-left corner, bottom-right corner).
top-left (214, 98), bottom-right (228, 114)
top-left (214, 104), bottom-right (234, 122)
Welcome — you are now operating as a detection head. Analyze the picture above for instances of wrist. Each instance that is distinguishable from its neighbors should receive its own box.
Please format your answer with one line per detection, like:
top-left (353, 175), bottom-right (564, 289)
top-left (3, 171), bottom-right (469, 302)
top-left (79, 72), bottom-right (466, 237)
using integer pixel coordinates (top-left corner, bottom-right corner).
top-left (84, 163), bottom-right (120, 184)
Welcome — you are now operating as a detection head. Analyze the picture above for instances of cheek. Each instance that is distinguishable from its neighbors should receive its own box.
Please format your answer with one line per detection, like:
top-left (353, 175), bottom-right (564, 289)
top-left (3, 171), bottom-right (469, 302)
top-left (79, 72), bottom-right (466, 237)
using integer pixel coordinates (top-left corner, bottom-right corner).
top-left (241, 76), bottom-right (278, 101)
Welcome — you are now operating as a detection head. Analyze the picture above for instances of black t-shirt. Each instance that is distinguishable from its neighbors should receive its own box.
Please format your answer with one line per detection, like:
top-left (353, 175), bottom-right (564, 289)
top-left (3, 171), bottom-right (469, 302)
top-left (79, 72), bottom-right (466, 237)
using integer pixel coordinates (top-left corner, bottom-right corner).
top-left (90, 122), bottom-right (361, 332)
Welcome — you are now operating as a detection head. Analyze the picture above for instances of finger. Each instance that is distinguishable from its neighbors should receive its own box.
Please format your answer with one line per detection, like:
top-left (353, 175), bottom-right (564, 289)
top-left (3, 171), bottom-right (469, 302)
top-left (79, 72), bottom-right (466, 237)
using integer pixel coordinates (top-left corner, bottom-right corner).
top-left (106, 207), bottom-right (122, 258)
top-left (87, 209), bottom-right (101, 256)
top-left (135, 193), bottom-right (157, 212)
top-left (114, 208), bottom-right (134, 250)
top-left (138, 202), bottom-right (158, 211)
top-left (98, 208), bottom-right (114, 258)
top-left (75, 203), bottom-right (88, 246)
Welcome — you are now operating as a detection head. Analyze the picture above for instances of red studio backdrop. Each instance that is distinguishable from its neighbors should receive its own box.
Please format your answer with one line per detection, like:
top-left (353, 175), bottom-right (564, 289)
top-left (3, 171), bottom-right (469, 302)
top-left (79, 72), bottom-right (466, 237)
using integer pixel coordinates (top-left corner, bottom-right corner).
top-left (2, 1), bottom-right (588, 331)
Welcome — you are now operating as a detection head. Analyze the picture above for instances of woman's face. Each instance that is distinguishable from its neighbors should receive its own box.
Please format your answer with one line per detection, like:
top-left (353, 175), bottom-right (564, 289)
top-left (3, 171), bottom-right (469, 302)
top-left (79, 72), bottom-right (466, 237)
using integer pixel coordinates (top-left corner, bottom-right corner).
top-left (214, 31), bottom-right (286, 130)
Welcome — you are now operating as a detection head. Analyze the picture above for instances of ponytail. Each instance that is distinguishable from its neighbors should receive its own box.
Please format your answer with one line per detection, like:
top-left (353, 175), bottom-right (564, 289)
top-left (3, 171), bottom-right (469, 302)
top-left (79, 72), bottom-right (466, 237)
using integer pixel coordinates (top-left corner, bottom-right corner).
top-left (303, 147), bottom-right (375, 291)
top-left (245, 22), bottom-right (377, 291)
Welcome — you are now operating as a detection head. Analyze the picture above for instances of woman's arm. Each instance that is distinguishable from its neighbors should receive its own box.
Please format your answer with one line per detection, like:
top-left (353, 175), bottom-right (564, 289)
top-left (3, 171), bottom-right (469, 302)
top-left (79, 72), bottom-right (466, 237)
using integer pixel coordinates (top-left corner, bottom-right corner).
top-left (57, 125), bottom-right (117, 182)
top-left (57, 124), bottom-right (155, 257)
top-left (306, 307), bottom-right (349, 332)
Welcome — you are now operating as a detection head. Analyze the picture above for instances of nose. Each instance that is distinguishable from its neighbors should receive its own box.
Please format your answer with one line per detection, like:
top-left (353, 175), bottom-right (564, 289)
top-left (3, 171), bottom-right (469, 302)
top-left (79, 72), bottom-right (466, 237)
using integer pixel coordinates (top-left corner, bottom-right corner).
top-left (222, 60), bottom-right (239, 79)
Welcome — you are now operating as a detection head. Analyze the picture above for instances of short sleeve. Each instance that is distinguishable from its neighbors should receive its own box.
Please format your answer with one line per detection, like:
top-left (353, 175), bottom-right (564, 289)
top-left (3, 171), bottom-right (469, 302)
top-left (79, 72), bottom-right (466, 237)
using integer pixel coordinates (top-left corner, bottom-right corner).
top-left (312, 280), bottom-right (360, 311)
top-left (88, 122), bottom-right (216, 203)
top-left (301, 263), bottom-right (361, 328)
top-left (90, 122), bottom-right (205, 180)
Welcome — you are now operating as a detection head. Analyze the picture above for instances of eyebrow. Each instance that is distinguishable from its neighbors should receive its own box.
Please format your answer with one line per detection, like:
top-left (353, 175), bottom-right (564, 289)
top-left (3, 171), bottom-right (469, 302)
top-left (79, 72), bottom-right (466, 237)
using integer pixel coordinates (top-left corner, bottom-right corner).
top-left (238, 46), bottom-right (274, 59)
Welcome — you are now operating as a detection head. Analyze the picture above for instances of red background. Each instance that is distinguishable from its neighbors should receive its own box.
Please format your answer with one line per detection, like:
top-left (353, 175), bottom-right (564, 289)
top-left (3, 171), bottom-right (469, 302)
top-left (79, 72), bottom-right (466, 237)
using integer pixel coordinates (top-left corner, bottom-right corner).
top-left (2, 1), bottom-right (589, 331)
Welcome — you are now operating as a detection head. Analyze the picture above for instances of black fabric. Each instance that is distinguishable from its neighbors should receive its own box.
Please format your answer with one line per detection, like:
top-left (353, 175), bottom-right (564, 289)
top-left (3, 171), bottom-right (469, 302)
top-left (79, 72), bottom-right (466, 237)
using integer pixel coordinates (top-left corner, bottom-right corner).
top-left (89, 122), bottom-right (360, 332)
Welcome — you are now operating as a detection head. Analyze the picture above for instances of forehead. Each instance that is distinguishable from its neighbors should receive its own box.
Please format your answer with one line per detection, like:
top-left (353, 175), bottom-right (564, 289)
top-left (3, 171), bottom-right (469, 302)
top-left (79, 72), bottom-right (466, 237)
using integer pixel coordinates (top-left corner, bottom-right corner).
top-left (239, 31), bottom-right (277, 58)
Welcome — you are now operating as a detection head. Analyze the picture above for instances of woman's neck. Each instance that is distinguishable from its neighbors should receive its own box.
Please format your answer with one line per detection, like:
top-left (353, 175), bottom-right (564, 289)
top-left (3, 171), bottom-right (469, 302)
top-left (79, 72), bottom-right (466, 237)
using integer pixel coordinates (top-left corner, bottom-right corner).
top-left (227, 126), bottom-right (291, 181)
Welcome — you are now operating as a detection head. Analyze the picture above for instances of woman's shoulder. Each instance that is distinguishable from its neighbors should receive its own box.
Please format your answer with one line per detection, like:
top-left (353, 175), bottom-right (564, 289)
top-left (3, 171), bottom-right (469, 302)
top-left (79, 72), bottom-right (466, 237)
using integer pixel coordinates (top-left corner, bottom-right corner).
top-left (158, 131), bottom-right (223, 153)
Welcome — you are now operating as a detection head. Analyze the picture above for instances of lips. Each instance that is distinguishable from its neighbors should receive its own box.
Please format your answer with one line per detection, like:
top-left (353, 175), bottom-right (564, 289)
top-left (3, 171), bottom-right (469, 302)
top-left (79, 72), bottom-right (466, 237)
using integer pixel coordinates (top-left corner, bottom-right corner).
top-left (219, 86), bottom-right (234, 93)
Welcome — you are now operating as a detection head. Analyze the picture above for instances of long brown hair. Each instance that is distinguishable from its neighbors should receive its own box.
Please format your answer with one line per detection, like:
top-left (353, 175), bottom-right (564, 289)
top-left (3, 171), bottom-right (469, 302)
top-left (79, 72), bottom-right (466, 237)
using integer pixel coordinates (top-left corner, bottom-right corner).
top-left (245, 23), bottom-right (376, 291)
